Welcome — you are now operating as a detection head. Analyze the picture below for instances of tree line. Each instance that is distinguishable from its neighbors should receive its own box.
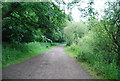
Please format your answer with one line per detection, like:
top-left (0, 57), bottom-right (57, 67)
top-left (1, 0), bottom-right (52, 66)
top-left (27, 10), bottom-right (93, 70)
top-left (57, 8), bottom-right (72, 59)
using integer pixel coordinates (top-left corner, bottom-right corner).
top-left (64, 1), bottom-right (119, 79)
top-left (2, 2), bottom-right (66, 43)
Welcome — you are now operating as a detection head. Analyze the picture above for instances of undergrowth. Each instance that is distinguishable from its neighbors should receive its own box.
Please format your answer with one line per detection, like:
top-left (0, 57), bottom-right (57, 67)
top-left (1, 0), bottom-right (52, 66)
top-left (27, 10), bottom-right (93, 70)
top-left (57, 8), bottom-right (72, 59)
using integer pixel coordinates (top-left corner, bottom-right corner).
top-left (2, 42), bottom-right (60, 68)
top-left (65, 46), bottom-right (118, 80)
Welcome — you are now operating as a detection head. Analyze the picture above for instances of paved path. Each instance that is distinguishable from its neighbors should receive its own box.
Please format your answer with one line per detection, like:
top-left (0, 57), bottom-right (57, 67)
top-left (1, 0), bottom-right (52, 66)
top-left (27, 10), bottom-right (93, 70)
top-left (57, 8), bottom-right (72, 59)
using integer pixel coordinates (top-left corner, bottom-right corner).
top-left (2, 45), bottom-right (92, 79)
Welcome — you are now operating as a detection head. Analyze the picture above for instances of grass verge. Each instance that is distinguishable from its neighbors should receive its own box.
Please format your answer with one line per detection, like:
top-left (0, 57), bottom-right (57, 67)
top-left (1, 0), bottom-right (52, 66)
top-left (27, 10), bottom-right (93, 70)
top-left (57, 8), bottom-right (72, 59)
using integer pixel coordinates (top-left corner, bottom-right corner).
top-left (2, 42), bottom-right (60, 69)
top-left (64, 46), bottom-right (104, 79)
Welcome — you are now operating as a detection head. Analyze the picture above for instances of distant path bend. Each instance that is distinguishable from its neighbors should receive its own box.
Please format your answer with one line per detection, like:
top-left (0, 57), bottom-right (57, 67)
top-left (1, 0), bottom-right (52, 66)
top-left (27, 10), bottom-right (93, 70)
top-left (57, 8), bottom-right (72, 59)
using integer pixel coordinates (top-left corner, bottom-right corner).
top-left (3, 45), bottom-right (92, 79)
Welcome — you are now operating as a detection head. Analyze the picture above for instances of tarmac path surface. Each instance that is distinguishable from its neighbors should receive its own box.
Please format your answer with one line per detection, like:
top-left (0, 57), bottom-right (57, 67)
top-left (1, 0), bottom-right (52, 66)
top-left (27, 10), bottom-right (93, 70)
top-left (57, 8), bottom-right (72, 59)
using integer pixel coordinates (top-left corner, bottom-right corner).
top-left (2, 45), bottom-right (92, 79)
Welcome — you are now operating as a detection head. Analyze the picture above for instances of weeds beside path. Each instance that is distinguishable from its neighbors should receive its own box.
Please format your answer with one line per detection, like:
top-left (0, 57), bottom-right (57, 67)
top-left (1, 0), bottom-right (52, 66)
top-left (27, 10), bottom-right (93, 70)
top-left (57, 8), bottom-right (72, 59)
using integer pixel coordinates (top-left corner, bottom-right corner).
top-left (3, 45), bottom-right (91, 79)
top-left (2, 42), bottom-right (60, 68)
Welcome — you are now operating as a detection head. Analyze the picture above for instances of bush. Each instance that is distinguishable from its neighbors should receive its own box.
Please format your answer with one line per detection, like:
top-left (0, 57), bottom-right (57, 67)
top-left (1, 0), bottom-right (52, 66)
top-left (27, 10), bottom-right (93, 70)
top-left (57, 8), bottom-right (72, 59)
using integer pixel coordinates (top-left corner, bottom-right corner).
top-left (64, 21), bottom-right (88, 45)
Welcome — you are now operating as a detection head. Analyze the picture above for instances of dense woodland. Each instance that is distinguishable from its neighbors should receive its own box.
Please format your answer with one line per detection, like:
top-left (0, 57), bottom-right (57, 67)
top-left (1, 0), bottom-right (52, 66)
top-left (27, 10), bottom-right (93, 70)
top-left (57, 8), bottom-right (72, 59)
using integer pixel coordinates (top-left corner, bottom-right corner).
top-left (2, 2), bottom-right (66, 43)
top-left (2, 0), bottom-right (120, 80)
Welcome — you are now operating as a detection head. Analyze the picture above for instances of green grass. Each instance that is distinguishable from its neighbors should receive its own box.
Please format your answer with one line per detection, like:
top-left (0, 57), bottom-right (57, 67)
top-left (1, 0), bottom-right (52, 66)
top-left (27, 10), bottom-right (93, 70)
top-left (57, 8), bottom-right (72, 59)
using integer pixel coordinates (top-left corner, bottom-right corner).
top-left (2, 42), bottom-right (61, 68)
top-left (65, 46), bottom-right (103, 79)
top-left (64, 46), bottom-right (118, 80)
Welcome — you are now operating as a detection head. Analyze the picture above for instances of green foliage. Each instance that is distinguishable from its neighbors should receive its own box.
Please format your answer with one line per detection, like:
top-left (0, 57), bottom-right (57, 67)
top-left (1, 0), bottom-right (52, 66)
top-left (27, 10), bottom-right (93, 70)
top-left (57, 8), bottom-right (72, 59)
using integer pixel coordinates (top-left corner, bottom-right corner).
top-left (64, 1), bottom-right (119, 79)
top-left (64, 21), bottom-right (88, 45)
top-left (2, 1), bottom-right (119, 80)
top-left (2, 2), bottom-right (66, 43)
top-left (2, 42), bottom-right (60, 68)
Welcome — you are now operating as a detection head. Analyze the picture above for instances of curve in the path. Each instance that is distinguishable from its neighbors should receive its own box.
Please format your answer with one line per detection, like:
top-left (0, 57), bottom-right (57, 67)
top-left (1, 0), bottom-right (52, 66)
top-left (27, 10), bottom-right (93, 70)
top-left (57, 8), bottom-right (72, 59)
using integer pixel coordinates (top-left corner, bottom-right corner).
top-left (2, 45), bottom-right (92, 79)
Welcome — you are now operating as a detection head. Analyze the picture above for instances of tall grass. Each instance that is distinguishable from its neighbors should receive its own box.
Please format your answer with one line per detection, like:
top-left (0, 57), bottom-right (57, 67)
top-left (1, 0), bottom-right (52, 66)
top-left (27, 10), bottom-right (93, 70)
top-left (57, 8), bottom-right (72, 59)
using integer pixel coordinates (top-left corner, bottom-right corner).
top-left (2, 42), bottom-right (60, 68)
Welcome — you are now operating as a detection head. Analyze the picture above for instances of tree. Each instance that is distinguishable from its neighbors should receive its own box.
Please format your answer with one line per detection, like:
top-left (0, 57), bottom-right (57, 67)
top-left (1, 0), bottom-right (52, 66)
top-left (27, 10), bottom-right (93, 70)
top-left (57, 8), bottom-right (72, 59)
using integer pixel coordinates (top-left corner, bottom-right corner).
top-left (2, 2), bottom-right (66, 43)
top-left (102, 1), bottom-right (120, 74)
